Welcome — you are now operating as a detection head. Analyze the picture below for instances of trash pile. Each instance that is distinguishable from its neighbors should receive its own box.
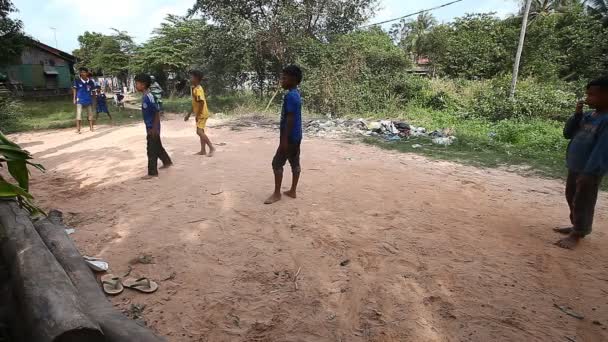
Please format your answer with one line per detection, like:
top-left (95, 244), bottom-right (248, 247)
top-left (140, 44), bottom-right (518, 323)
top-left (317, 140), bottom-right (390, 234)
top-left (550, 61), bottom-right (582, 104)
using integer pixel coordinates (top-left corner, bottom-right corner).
top-left (305, 118), bottom-right (456, 146)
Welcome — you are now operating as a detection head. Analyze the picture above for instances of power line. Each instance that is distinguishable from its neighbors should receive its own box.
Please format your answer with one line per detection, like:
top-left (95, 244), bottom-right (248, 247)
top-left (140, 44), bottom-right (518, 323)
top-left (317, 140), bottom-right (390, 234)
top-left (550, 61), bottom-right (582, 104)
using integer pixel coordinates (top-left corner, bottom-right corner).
top-left (360, 0), bottom-right (465, 28)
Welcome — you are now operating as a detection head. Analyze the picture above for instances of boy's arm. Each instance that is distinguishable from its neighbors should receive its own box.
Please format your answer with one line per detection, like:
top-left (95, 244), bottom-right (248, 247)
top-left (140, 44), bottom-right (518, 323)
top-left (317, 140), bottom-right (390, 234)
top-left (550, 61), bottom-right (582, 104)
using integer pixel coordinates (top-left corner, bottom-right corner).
top-left (280, 112), bottom-right (295, 153)
top-left (582, 125), bottom-right (608, 177)
top-left (564, 101), bottom-right (585, 139)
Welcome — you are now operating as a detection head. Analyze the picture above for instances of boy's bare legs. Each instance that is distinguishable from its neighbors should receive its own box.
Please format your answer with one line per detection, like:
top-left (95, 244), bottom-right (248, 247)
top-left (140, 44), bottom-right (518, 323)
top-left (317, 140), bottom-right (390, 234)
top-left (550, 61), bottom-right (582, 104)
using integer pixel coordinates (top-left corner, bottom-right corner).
top-left (196, 128), bottom-right (216, 156)
top-left (90, 119), bottom-right (95, 132)
top-left (265, 171), bottom-right (283, 204)
top-left (76, 120), bottom-right (81, 134)
top-left (196, 128), bottom-right (207, 155)
top-left (284, 172), bottom-right (300, 198)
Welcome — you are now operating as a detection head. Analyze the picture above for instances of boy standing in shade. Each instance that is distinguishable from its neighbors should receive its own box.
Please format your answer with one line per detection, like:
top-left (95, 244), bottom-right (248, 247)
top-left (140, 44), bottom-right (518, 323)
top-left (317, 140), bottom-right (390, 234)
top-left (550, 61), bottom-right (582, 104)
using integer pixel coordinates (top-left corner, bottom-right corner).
top-left (184, 70), bottom-right (215, 156)
top-left (555, 77), bottom-right (608, 249)
top-left (134, 74), bottom-right (172, 179)
top-left (265, 65), bottom-right (303, 204)
top-left (72, 67), bottom-right (96, 133)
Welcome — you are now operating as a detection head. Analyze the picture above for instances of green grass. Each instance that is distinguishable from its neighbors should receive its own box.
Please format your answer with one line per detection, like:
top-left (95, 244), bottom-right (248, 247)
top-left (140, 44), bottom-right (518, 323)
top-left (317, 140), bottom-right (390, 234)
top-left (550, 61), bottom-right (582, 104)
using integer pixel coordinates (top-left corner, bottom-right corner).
top-left (5, 97), bottom-right (140, 133)
top-left (359, 104), bottom-right (570, 181)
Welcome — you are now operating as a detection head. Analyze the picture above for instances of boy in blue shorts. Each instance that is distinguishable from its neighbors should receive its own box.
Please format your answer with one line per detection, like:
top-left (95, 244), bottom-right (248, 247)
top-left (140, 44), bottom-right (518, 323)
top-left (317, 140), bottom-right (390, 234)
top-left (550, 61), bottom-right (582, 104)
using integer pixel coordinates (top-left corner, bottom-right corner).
top-left (265, 65), bottom-right (303, 204)
top-left (555, 77), bottom-right (608, 249)
top-left (134, 74), bottom-right (172, 179)
top-left (95, 86), bottom-right (112, 123)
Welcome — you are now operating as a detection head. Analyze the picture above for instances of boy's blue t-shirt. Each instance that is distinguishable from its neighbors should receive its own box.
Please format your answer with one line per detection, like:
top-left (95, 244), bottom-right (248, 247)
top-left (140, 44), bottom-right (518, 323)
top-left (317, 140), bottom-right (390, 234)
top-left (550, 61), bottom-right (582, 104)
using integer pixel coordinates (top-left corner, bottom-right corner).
top-left (280, 89), bottom-right (302, 144)
top-left (142, 93), bottom-right (159, 131)
top-left (567, 111), bottom-right (608, 176)
top-left (73, 78), bottom-right (95, 105)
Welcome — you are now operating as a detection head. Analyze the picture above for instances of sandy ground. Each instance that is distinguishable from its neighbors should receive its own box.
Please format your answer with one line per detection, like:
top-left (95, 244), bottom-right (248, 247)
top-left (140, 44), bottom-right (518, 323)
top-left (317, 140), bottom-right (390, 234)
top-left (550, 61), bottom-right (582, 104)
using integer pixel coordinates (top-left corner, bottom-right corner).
top-left (8, 117), bottom-right (608, 342)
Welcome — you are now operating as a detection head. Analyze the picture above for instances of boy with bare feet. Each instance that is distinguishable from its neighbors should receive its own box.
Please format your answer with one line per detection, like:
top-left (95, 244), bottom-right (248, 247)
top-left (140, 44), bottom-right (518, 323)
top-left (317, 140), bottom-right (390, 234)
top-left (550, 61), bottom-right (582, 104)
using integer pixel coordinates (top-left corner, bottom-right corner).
top-left (555, 77), bottom-right (608, 249)
top-left (72, 67), bottom-right (96, 134)
top-left (265, 65), bottom-right (303, 204)
top-left (135, 74), bottom-right (172, 179)
top-left (184, 70), bottom-right (215, 157)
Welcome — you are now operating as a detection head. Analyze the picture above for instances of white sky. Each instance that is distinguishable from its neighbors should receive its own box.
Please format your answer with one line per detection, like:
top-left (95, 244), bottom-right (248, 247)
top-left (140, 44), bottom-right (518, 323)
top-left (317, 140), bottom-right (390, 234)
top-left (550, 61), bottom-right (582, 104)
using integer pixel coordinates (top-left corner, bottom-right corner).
top-left (12, 0), bottom-right (519, 53)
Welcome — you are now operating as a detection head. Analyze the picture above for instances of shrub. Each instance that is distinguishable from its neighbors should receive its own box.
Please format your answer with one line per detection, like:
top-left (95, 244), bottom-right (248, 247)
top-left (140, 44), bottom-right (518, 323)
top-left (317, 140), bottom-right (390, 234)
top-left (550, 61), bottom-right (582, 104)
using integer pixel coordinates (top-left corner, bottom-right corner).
top-left (0, 95), bottom-right (24, 132)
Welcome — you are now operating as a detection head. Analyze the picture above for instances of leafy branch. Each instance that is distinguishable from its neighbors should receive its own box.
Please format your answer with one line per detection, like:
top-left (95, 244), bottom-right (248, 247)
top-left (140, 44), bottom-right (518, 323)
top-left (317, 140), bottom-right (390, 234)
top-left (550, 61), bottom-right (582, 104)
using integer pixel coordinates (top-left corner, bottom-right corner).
top-left (0, 131), bottom-right (45, 215)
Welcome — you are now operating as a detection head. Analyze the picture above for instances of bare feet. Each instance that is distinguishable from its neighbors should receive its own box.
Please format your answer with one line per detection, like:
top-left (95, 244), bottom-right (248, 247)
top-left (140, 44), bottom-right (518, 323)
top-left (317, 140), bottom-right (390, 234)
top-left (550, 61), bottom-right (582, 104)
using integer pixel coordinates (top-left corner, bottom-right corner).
top-left (159, 163), bottom-right (173, 170)
top-left (140, 175), bottom-right (158, 180)
top-left (283, 190), bottom-right (297, 199)
top-left (264, 193), bottom-right (282, 204)
top-left (195, 151), bottom-right (207, 156)
top-left (555, 232), bottom-right (582, 249)
top-left (207, 148), bottom-right (216, 157)
top-left (553, 227), bottom-right (573, 235)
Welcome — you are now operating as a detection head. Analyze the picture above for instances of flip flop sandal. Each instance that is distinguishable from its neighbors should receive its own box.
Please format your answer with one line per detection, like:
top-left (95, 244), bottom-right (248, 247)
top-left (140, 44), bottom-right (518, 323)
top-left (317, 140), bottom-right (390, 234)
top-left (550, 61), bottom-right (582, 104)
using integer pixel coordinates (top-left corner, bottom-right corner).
top-left (84, 256), bottom-right (109, 272)
top-left (122, 277), bottom-right (159, 294)
top-left (101, 274), bottom-right (124, 295)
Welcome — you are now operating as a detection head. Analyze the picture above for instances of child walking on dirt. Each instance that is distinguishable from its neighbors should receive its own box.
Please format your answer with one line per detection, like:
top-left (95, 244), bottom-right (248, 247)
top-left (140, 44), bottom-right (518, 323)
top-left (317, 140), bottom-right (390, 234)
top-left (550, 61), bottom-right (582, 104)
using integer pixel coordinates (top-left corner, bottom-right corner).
top-left (184, 70), bottom-right (215, 156)
top-left (265, 65), bottom-right (303, 205)
top-left (555, 77), bottom-right (608, 249)
top-left (95, 87), bottom-right (113, 123)
top-left (134, 74), bottom-right (172, 179)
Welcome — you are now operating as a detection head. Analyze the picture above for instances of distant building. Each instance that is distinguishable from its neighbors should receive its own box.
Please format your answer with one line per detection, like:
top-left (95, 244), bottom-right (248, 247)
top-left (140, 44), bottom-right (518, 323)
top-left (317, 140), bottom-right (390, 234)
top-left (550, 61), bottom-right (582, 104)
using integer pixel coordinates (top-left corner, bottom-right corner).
top-left (408, 57), bottom-right (432, 77)
top-left (0, 39), bottom-right (76, 96)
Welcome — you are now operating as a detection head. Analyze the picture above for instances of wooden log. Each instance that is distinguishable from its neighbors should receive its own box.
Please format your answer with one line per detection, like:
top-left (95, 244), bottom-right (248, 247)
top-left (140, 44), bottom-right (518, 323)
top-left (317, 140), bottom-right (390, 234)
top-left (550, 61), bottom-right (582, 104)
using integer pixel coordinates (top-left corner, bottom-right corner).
top-left (34, 212), bottom-right (166, 342)
top-left (0, 201), bottom-right (105, 342)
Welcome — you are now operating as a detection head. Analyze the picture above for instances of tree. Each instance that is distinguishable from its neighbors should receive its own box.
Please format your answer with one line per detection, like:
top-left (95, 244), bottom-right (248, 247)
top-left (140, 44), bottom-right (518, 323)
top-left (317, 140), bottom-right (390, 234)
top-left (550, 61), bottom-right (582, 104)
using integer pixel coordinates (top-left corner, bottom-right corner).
top-left (520, 0), bottom-right (584, 18)
top-left (587, 0), bottom-right (608, 26)
top-left (73, 31), bottom-right (104, 71)
top-left (74, 29), bottom-right (134, 82)
top-left (190, 0), bottom-right (378, 96)
top-left (391, 12), bottom-right (437, 60)
top-left (0, 0), bottom-right (26, 65)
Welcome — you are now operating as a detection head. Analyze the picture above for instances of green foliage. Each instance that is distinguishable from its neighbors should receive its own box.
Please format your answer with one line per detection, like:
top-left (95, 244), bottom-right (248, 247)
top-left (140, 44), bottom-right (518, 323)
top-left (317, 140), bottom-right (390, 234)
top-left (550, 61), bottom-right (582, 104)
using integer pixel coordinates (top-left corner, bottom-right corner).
top-left (469, 77), bottom-right (576, 121)
top-left (297, 29), bottom-right (412, 116)
top-left (0, 95), bottom-right (24, 132)
top-left (0, 131), bottom-right (44, 215)
top-left (73, 29), bottom-right (135, 81)
top-left (0, 0), bottom-right (26, 65)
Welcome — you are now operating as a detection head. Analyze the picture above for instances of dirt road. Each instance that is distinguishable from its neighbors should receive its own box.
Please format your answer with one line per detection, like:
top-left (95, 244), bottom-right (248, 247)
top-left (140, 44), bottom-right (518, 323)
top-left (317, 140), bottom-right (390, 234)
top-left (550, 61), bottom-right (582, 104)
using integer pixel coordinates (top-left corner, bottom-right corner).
top-left (10, 117), bottom-right (608, 342)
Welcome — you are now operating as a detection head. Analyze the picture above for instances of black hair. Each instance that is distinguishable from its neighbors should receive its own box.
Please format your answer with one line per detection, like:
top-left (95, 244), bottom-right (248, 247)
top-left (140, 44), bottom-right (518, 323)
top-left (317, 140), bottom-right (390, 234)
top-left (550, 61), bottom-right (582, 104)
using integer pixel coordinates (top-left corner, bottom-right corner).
top-left (282, 65), bottom-right (303, 84)
top-left (78, 67), bottom-right (89, 73)
top-left (587, 76), bottom-right (608, 90)
top-left (189, 70), bottom-right (203, 81)
top-left (134, 73), bottom-right (152, 88)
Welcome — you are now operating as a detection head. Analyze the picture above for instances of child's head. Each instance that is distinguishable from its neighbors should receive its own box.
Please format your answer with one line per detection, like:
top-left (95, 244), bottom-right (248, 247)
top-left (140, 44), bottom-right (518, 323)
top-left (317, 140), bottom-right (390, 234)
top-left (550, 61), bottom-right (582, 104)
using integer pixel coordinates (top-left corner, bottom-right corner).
top-left (190, 70), bottom-right (203, 86)
top-left (134, 73), bottom-right (152, 92)
top-left (280, 65), bottom-right (303, 90)
top-left (586, 77), bottom-right (608, 111)
top-left (79, 67), bottom-right (89, 79)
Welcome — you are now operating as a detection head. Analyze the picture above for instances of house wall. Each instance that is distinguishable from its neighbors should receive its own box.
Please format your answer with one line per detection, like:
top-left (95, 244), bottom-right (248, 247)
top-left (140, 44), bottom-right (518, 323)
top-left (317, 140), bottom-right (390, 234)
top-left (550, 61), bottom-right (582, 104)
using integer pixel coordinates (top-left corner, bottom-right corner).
top-left (1, 46), bottom-right (73, 90)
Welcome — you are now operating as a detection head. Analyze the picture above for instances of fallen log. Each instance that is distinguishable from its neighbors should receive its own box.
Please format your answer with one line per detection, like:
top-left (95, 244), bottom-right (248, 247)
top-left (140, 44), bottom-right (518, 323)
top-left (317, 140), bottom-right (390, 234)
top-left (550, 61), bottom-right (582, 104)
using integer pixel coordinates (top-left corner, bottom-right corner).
top-left (0, 201), bottom-right (105, 342)
top-left (34, 211), bottom-right (166, 342)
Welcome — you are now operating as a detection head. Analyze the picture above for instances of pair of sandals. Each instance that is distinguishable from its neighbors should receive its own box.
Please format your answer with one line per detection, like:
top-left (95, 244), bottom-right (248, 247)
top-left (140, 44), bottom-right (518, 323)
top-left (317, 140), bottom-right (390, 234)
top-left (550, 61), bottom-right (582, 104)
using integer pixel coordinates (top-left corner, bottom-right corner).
top-left (101, 274), bottom-right (159, 295)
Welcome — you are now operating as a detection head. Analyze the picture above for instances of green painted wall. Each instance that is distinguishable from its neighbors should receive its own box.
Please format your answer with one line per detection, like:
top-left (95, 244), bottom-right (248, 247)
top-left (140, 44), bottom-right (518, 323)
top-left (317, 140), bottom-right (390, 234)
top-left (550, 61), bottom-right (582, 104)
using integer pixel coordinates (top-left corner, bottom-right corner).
top-left (0, 64), bottom-right (73, 89)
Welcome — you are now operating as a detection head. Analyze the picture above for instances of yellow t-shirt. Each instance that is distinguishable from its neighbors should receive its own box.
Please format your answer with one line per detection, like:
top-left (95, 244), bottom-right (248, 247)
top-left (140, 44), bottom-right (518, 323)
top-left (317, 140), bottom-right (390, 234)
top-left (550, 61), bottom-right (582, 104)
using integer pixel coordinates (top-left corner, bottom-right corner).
top-left (191, 85), bottom-right (209, 120)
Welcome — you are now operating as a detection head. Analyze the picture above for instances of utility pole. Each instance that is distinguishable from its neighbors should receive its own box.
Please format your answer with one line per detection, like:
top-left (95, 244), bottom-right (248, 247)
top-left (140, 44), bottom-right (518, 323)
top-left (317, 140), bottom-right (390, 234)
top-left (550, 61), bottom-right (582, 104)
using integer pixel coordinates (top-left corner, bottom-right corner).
top-left (510, 0), bottom-right (532, 99)
top-left (50, 27), bottom-right (58, 48)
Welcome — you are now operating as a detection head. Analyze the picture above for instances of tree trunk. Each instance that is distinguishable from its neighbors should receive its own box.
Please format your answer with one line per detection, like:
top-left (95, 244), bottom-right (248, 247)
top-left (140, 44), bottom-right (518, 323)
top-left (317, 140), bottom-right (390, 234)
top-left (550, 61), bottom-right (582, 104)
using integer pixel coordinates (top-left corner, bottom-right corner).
top-left (0, 201), bottom-right (105, 342)
top-left (34, 213), bottom-right (166, 342)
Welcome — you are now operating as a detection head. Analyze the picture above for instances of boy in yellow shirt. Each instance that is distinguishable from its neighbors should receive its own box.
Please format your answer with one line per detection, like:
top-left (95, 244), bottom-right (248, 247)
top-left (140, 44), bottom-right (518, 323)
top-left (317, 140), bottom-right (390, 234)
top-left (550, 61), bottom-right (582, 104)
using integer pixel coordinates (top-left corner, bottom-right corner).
top-left (184, 70), bottom-right (216, 156)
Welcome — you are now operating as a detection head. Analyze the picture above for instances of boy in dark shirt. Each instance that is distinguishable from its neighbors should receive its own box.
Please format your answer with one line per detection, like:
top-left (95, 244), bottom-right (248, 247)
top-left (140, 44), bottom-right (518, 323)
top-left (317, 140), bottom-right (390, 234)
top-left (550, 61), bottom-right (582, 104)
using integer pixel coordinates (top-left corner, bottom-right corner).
top-left (265, 65), bottom-right (303, 204)
top-left (555, 77), bottom-right (608, 249)
top-left (134, 74), bottom-right (172, 180)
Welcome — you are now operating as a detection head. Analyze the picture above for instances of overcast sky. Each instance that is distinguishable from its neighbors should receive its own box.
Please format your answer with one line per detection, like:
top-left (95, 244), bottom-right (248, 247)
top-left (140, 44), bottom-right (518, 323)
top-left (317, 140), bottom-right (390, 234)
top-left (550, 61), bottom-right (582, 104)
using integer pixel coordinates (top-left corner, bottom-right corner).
top-left (12, 0), bottom-right (518, 54)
